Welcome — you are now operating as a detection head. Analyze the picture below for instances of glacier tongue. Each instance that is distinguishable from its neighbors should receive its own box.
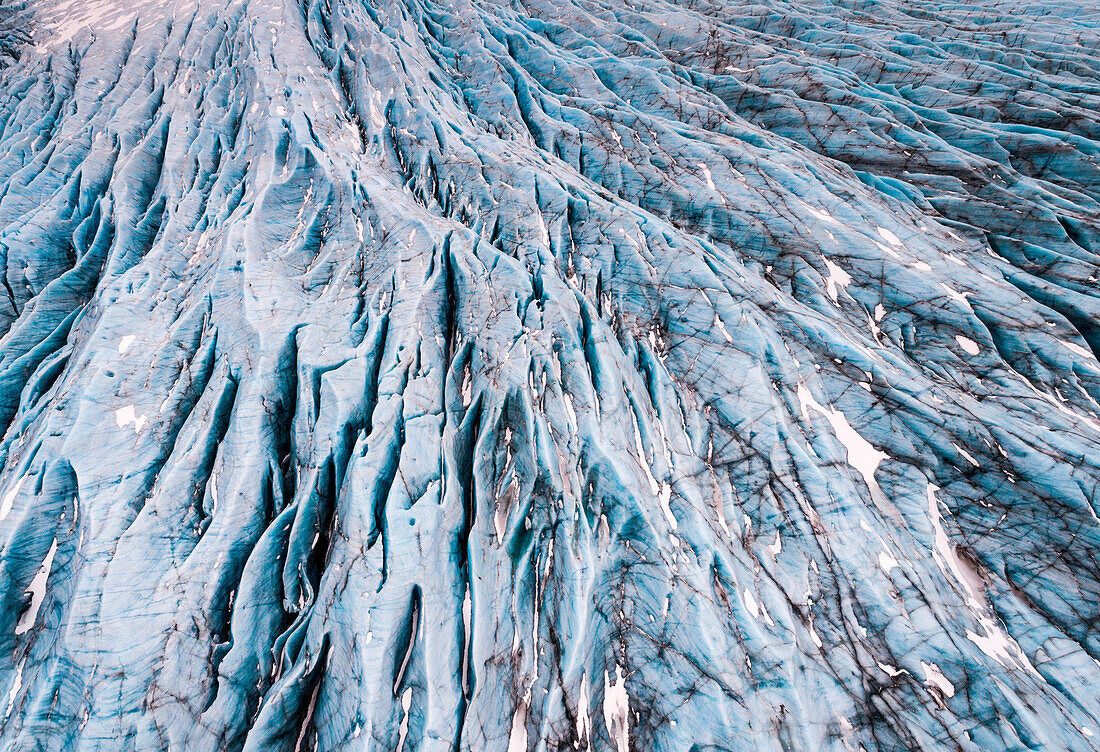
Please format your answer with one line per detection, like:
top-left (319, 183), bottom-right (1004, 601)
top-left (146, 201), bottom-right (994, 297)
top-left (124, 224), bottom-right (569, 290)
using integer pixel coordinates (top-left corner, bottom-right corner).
top-left (1, 0), bottom-right (1100, 749)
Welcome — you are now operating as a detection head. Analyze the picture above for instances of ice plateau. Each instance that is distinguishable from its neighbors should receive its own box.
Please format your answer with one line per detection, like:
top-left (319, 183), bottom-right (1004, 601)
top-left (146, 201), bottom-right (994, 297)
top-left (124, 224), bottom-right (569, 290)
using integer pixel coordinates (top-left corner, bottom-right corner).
top-left (1, 0), bottom-right (1100, 749)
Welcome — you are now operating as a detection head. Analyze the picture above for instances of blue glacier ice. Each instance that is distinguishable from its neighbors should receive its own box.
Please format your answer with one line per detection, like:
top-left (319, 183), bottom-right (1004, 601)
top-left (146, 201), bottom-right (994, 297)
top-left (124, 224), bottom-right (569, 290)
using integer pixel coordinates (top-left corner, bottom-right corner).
top-left (1, 0), bottom-right (1100, 749)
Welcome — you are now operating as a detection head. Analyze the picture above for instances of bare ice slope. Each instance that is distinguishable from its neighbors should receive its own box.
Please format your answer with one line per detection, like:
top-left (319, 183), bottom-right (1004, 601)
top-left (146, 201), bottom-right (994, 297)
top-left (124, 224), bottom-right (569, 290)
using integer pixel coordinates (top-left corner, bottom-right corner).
top-left (1, 0), bottom-right (1100, 749)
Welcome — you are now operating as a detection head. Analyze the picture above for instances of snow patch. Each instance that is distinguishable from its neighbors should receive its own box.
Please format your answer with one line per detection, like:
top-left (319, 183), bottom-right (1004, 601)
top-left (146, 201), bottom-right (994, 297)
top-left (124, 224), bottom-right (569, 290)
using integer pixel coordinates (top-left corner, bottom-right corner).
top-left (603, 665), bottom-right (630, 752)
top-left (797, 384), bottom-right (889, 506)
top-left (876, 226), bottom-right (903, 247)
top-left (766, 532), bottom-right (782, 560)
top-left (4, 656), bottom-right (24, 720)
top-left (1059, 339), bottom-right (1094, 361)
top-left (927, 484), bottom-right (1039, 675)
top-left (577, 673), bottom-right (592, 744)
top-left (698, 163), bottom-right (716, 191)
top-left (920, 661), bottom-right (954, 698)
top-left (822, 257), bottom-right (852, 303)
top-left (16, 539), bottom-right (58, 635)
top-left (806, 205), bottom-right (840, 224)
top-left (0, 473), bottom-right (27, 521)
top-left (115, 405), bottom-right (149, 433)
top-left (395, 688), bottom-right (413, 752)
top-left (955, 335), bottom-right (980, 355)
top-left (507, 700), bottom-right (528, 752)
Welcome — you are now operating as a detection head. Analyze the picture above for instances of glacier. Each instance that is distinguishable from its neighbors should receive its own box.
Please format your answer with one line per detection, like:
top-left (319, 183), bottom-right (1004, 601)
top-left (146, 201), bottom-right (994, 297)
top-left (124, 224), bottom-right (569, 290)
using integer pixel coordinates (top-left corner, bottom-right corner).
top-left (1, 0), bottom-right (1100, 749)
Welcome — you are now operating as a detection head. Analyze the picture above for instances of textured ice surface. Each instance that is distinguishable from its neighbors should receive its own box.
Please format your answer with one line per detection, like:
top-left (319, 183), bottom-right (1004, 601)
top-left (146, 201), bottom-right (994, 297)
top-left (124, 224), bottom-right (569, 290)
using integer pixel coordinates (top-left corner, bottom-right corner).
top-left (1, 0), bottom-right (1100, 749)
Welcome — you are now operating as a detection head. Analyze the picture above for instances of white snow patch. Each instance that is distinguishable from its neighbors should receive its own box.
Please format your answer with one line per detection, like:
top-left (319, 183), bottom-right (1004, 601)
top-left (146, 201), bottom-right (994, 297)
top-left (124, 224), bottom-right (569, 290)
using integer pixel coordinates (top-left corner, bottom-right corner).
top-left (118, 335), bottom-right (136, 354)
top-left (955, 335), bottom-right (980, 355)
top-left (4, 656), bottom-right (24, 720)
top-left (952, 443), bottom-right (980, 467)
top-left (0, 473), bottom-right (27, 521)
top-left (603, 666), bottom-right (630, 752)
top-left (395, 688), bottom-right (413, 752)
top-left (461, 367), bottom-right (473, 408)
top-left (920, 661), bottom-right (955, 698)
top-left (576, 673), bottom-right (592, 744)
top-left (875, 241), bottom-right (901, 259)
top-left (877, 662), bottom-right (903, 678)
top-left (562, 391), bottom-right (578, 431)
top-left (797, 384), bottom-right (889, 505)
top-left (927, 484), bottom-right (1039, 675)
top-left (766, 532), bottom-right (782, 560)
top-left (713, 313), bottom-right (733, 344)
top-left (16, 539), bottom-right (58, 635)
top-left (115, 405), bottom-right (148, 433)
top-left (534, 210), bottom-right (551, 248)
top-left (806, 205), bottom-right (839, 224)
top-left (939, 284), bottom-right (973, 313)
top-left (657, 483), bottom-right (674, 530)
top-left (743, 589), bottom-right (759, 619)
top-left (1060, 339), bottom-right (1094, 361)
top-left (461, 587), bottom-right (472, 696)
top-left (507, 700), bottom-right (528, 752)
top-left (698, 163), bottom-right (716, 191)
top-left (876, 226), bottom-right (903, 247)
top-left (867, 314), bottom-right (883, 343)
top-left (927, 485), bottom-right (982, 600)
top-left (822, 257), bottom-right (852, 303)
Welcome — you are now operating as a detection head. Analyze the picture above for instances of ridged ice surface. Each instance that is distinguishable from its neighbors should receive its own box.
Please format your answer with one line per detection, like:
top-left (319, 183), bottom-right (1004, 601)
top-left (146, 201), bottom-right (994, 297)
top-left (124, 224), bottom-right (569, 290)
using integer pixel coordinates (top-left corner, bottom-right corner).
top-left (1, 0), bottom-right (1100, 749)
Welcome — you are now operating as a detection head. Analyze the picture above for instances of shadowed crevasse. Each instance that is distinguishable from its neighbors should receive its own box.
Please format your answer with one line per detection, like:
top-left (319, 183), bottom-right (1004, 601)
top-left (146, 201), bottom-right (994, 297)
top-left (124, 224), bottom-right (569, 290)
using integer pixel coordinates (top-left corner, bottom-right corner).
top-left (1, 0), bottom-right (1100, 749)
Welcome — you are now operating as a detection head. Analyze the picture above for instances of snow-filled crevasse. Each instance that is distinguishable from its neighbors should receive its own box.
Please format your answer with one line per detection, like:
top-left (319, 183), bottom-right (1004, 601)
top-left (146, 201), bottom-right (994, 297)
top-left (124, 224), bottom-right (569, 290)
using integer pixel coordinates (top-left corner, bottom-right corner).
top-left (0, 0), bottom-right (1099, 749)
